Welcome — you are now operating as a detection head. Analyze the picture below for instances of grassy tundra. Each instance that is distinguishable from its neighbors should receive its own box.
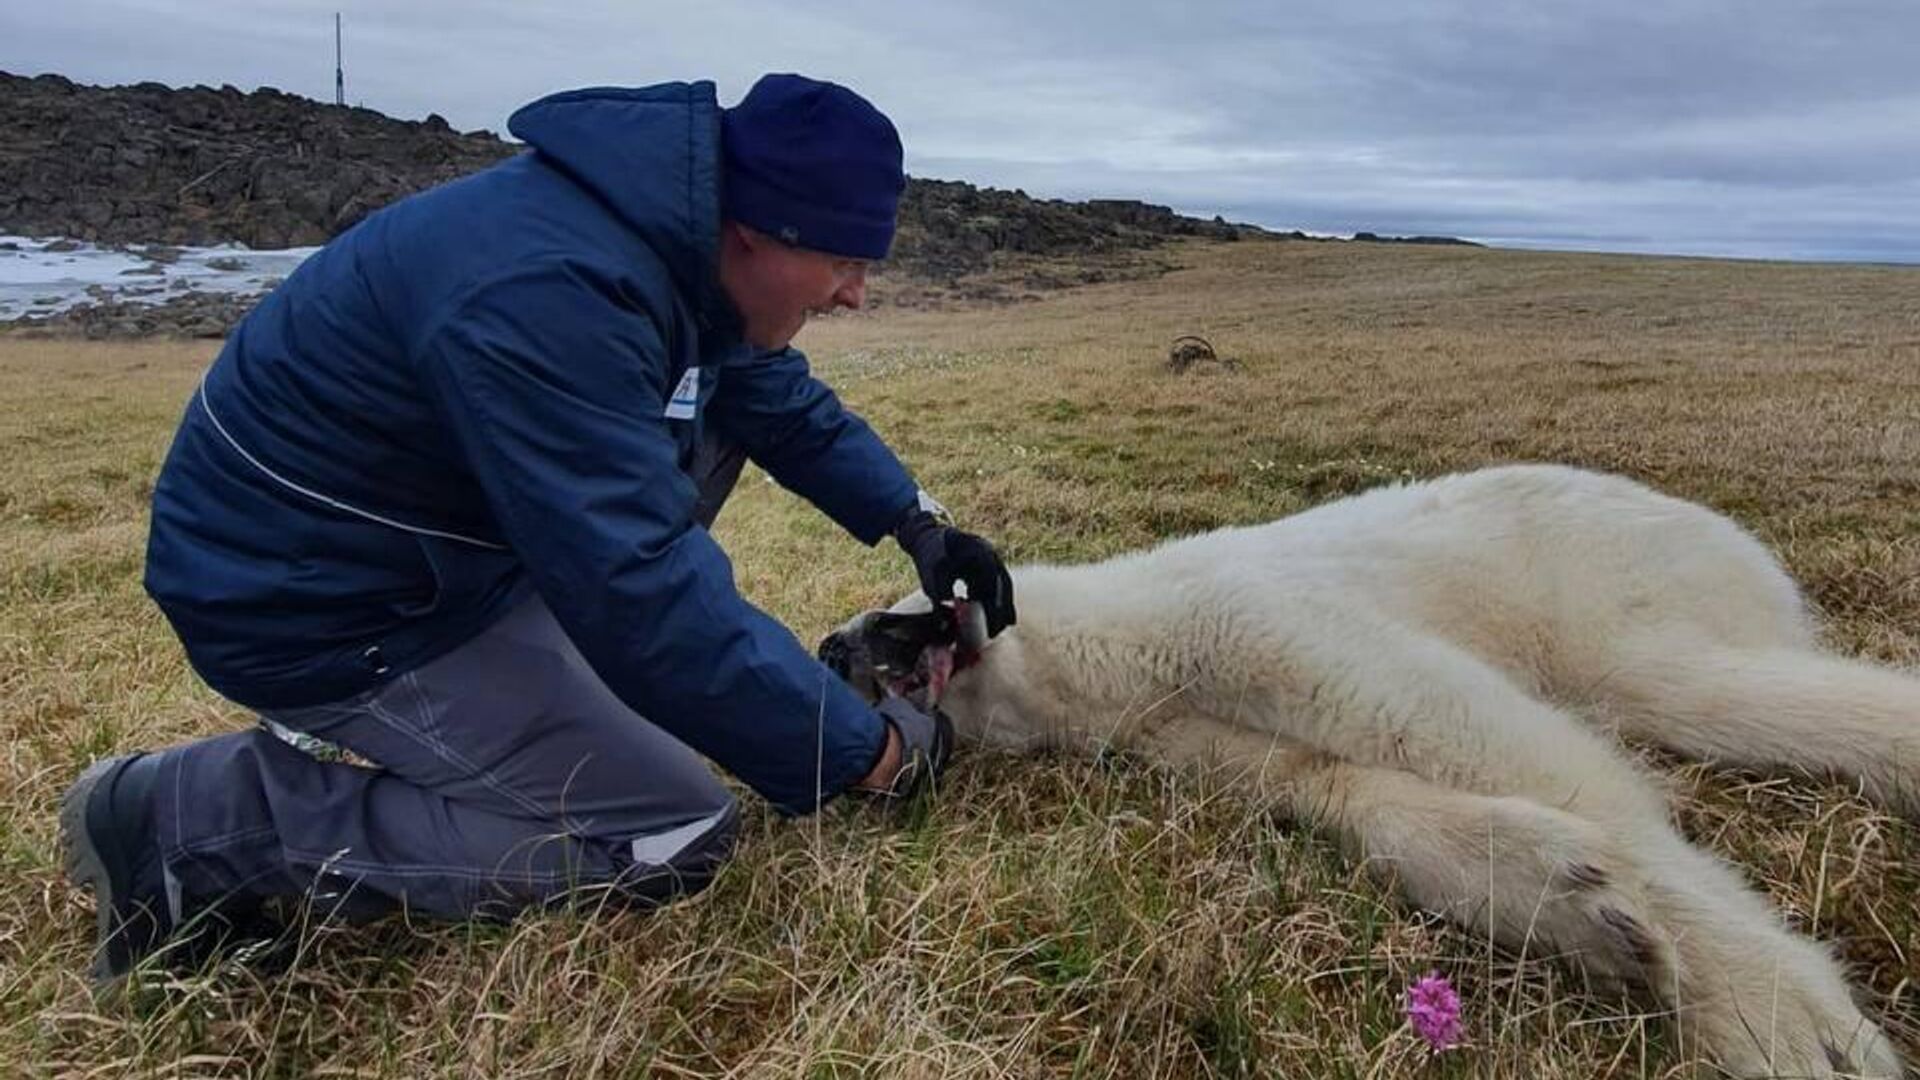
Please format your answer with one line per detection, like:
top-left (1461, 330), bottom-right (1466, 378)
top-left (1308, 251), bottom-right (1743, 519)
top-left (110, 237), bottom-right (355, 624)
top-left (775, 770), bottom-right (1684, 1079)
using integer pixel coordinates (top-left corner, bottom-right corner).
top-left (3, 239), bottom-right (1917, 1077)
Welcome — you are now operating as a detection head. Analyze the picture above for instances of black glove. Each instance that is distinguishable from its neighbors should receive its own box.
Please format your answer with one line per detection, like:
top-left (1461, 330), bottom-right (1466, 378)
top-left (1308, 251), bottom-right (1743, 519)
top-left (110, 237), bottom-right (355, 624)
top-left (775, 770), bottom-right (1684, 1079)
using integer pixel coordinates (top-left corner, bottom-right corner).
top-left (858, 696), bottom-right (955, 800)
top-left (893, 510), bottom-right (1018, 637)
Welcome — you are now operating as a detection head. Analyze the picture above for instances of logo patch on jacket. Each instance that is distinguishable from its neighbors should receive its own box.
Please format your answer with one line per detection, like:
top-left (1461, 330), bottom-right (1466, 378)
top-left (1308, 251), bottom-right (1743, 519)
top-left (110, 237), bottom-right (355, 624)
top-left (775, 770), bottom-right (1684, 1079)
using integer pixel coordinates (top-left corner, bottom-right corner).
top-left (664, 367), bottom-right (701, 419)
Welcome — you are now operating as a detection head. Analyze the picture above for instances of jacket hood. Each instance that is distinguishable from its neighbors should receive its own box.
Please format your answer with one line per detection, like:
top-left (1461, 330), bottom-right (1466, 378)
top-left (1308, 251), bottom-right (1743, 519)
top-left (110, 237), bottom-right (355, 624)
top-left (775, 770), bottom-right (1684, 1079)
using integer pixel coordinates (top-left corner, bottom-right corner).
top-left (508, 82), bottom-right (733, 326)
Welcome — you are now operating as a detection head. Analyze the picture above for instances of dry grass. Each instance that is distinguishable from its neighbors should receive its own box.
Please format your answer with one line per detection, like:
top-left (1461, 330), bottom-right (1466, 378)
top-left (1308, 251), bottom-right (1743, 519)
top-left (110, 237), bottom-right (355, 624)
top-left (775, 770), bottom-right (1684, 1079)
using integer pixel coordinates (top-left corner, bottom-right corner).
top-left (3, 238), bottom-right (1918, 1077)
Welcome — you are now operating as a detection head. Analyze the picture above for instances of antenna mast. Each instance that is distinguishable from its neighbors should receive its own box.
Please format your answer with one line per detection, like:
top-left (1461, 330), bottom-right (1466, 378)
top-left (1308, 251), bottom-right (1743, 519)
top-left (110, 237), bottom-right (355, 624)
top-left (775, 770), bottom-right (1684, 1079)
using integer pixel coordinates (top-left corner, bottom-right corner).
top-left (334, 13), bottom-right (345, 106)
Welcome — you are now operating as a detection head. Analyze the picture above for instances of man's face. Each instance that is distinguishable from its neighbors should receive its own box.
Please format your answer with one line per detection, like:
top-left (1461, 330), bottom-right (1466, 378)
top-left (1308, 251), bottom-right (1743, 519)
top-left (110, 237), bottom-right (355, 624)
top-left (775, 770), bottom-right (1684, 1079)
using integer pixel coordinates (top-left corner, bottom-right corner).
top-left (718, 222), bottom-right (871, 350)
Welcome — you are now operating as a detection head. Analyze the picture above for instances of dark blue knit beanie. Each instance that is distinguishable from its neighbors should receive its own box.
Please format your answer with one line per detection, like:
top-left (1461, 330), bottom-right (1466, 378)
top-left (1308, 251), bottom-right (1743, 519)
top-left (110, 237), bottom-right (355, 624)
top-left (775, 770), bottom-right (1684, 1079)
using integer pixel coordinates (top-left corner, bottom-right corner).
top-left (722, 73), bottom-right (905, 260)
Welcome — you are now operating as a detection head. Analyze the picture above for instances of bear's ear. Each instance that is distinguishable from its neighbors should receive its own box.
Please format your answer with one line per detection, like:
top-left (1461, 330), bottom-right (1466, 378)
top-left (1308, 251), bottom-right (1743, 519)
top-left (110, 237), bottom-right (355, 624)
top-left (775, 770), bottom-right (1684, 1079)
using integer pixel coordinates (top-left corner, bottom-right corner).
top-left (870, 609), bottom-right (959, 651)
top-left (816, 630), bottom-right (856, 681)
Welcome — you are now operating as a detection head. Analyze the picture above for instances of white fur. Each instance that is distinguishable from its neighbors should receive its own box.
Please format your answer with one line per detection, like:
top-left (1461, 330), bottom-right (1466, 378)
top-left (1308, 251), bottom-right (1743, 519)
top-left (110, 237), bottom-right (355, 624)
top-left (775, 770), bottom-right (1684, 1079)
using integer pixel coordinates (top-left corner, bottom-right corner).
top-left (899, 465), bottom-right (1917, 1077)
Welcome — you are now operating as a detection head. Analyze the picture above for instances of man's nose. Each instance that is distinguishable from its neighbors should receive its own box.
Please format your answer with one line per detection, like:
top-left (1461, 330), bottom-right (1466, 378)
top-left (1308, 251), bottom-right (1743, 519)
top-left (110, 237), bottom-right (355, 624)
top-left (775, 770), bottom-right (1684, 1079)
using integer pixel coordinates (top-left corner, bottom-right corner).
top-left (833, 267), bottom-right (868, 310)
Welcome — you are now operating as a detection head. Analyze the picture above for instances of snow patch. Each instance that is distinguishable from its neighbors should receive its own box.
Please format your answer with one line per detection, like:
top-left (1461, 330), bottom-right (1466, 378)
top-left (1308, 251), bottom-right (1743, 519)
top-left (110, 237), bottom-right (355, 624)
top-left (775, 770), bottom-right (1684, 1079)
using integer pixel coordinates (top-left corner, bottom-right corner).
top-left (0, 234), bottom-right (317, 320)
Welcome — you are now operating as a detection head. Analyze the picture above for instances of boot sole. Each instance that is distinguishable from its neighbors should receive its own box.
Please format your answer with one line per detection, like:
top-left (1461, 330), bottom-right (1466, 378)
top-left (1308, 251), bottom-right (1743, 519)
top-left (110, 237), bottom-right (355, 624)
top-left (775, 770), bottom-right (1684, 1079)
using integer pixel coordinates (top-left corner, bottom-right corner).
top-left (59, 755), bottom-right (139, 983)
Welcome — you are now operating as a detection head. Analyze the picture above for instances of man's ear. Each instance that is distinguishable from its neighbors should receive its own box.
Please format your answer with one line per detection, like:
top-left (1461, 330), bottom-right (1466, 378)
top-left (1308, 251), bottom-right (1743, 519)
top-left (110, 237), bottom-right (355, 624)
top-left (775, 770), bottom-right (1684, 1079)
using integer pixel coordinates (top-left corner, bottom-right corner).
top-left (723, 219), bottom-right (763, 253)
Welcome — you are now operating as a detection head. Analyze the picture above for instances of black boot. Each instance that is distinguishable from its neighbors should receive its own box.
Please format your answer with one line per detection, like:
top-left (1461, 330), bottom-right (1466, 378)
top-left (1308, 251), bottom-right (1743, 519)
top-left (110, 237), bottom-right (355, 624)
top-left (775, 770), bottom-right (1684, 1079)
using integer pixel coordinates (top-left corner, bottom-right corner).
top-left (60, 753), bottom-right (176, 981)
top-left (60, 752), bottom-right (288, 983)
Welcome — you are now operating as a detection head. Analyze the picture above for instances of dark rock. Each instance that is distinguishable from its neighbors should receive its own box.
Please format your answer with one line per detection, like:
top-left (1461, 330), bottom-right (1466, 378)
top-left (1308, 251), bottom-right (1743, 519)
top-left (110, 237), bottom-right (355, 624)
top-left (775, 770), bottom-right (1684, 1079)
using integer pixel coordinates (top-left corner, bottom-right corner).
top-left (3, 287), bottom-right (263, 340)
top-left (1395, 234), bottom-right (1480, 247)
top-left (1346, 230), bottom-right (1478, 248)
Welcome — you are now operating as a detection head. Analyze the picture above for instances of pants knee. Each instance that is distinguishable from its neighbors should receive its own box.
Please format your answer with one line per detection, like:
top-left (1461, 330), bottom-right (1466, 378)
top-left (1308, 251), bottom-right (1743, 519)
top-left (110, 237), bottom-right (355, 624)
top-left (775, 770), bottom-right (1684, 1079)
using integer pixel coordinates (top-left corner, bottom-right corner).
top-left (609, 799), bottom-right (740, 907)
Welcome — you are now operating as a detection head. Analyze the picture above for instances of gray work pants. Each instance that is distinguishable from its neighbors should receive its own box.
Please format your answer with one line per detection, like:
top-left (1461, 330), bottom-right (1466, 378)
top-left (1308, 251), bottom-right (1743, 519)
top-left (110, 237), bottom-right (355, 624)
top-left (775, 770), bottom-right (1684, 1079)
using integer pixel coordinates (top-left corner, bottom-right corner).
top-left (152, 432), bottom-right (750, 922)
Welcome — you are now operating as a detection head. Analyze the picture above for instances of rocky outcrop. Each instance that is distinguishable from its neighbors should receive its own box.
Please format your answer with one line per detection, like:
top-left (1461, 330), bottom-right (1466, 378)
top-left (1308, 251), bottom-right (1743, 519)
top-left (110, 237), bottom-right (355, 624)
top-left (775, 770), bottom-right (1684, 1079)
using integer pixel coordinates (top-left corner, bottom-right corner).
top-left (1350, 231), bottom-right (1477, 247)
top-left (0, 72), bottom-right (515, 249)
top-left (0, 70), bottom-right (1269, 272)
top-left (0, 71), bottom-right (1470, 337)
top-left (887, 180), bottom-right (1259, 280)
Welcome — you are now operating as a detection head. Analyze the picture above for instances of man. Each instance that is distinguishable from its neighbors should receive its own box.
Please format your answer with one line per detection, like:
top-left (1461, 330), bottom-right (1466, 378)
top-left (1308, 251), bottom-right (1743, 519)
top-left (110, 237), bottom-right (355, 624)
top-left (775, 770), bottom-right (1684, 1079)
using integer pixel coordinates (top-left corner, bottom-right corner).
top-left (58, 73), bottom-right (1016, 981)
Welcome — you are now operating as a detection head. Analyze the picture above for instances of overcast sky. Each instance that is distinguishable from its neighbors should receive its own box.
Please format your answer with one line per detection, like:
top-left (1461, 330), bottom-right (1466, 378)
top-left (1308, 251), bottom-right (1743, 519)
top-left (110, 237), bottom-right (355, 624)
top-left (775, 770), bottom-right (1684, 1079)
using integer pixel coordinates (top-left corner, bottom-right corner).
top-left (7, 0), bottom-right (1920, 264)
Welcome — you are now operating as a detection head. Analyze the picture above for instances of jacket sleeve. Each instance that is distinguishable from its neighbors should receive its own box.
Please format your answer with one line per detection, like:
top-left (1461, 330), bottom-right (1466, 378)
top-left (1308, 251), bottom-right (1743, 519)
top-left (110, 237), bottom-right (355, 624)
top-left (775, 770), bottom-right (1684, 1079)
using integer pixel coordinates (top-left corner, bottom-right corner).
top-left (414, 265), bottom-right (885, 815)
top-left (706, 346), bottom-right (921, 545)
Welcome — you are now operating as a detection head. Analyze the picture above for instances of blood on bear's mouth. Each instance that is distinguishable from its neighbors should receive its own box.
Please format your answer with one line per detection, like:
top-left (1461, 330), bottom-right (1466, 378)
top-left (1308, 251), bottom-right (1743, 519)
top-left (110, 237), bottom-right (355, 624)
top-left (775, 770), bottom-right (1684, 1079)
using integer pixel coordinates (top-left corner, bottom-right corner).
top-left (886, 641), bottom-right (956, 706)
top-left (881, 600), bottom-right (984, 708)
top-left (821, 600), bottom-right (988, 710)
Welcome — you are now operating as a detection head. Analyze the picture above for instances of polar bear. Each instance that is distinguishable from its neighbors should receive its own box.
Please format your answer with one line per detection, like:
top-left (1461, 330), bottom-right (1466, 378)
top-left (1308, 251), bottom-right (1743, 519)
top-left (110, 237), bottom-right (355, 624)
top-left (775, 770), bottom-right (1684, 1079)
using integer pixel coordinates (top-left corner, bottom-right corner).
top-left (821, 465), bottom-right (1916, 1078)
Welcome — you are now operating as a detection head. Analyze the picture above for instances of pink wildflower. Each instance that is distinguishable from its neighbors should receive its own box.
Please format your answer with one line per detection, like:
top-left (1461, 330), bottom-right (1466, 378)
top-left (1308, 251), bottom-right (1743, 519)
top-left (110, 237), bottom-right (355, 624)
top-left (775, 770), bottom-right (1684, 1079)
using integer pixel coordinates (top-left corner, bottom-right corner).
top-left (1404, 972), bottom-right (1463, 1050)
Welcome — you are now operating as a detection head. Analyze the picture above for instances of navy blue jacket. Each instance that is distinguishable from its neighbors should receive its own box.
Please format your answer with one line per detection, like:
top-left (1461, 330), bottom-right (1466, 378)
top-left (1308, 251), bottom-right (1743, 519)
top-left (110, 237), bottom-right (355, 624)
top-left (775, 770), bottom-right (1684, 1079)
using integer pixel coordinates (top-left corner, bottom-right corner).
top-left (144, 82), bottom-right (919, 814)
